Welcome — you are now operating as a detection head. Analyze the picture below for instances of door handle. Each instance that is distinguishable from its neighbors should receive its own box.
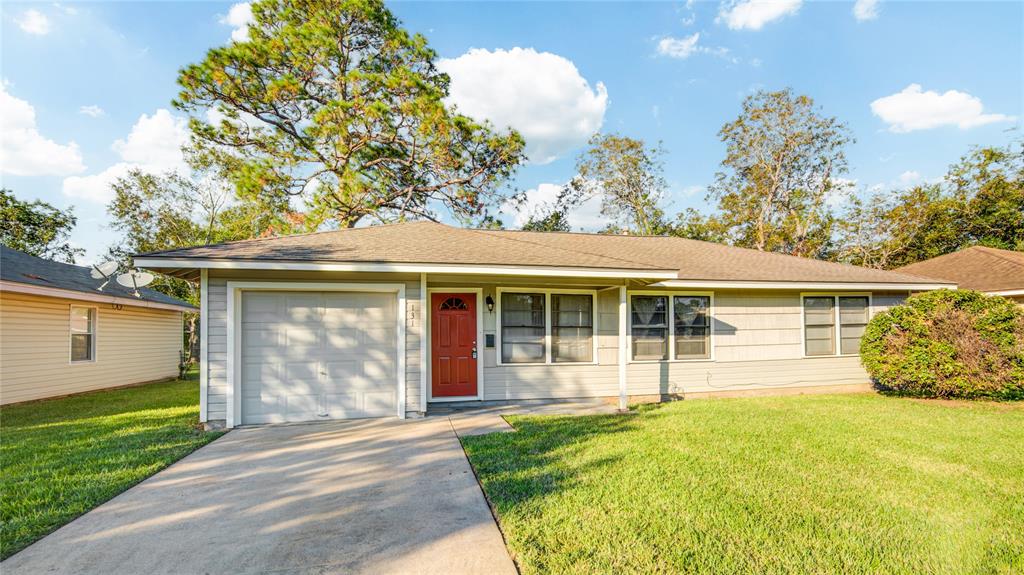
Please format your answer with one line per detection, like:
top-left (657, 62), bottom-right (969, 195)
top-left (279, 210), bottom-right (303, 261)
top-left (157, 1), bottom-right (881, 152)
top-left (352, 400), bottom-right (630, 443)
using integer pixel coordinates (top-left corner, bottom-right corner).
top-left (472, 347), bottom-right (478, 359)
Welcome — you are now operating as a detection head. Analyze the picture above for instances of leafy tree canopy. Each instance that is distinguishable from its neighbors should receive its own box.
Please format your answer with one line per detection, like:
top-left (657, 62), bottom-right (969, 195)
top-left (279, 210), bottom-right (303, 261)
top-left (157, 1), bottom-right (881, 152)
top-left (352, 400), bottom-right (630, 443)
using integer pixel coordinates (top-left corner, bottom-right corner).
top-left (836, 142), bottom-right (1023, 269)
top-left (705, 89), bottom-right (853, 258)
top-left (0, 189), bottom-right (82, 263)
top-left (175, 0), bottom-right (525, 229)
top-left (565, 133), bottom-right (671, 235)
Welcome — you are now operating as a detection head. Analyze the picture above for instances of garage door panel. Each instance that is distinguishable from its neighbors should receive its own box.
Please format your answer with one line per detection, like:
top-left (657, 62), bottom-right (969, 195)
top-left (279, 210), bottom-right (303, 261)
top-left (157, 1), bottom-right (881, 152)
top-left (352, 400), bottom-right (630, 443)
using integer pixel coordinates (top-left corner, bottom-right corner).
top-left (322, 392), bottom-right (359, 418)
top-left (243, 327), bottom-right (281, 349)
top-left (240, 290), bottom-right (397, 425)
top-left (286, 293), bottom-right (322, 321)
top-left (363, 391), bottom-right (395, 414)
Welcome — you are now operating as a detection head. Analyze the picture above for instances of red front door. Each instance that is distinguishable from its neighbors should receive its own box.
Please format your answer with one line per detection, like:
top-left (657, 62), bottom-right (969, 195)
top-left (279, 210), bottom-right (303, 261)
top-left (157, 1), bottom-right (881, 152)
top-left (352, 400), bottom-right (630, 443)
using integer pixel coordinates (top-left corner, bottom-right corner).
top-left (431, 293), bottom-right (478, 398)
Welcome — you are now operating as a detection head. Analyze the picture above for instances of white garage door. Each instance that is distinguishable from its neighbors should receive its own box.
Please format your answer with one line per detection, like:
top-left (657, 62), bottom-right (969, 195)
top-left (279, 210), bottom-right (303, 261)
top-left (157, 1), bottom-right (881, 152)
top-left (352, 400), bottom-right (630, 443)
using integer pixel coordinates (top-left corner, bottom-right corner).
top-left (240, 291), bottom-right (398, 425)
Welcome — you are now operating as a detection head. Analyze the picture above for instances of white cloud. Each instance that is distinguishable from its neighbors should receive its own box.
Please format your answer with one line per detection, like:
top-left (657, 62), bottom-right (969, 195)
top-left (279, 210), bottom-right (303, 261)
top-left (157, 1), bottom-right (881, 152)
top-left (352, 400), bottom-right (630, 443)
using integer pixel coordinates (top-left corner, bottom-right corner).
top-left (221, 2), bottom-right (254, 42)
top-left (505, 182), bottom-right (605, 231)
top-left (657, 33), bottom-right (735, 62)
top-left (0, 84), bottom-right (85, 176)
top-left (717, 0), bottom-right (802, 30)
top-left (853, 0), bottom-right (880, 21)
top-left (897, 170), bottom-right (920, 185)
top-left (16, 9), bottom-right (51, 35)
top-left (870, 84), bottom-right (1016, 133)
top-left (79, 105), bottom-right (105, 118)
top-left (62, 109), bottom-right (188, 203)
top-left (437, 47), bottom-right (608, 164)
top-left (657, 33), bottom-right (701, 59)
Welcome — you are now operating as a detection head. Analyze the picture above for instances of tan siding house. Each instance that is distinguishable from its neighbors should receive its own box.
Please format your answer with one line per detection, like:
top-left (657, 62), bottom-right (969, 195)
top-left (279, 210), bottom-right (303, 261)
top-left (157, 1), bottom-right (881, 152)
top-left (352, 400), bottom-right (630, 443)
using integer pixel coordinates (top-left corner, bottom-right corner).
top-left (1, 247), bottom-right (195, 405)
top-left (135, 222), bottom-right (954, 428)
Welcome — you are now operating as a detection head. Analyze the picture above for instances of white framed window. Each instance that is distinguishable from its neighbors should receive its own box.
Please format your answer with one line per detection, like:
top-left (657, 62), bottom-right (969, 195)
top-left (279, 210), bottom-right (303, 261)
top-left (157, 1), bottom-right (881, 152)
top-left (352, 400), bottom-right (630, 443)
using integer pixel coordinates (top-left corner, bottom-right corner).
top-left (801, 294), bottom-right (871, 357)
top-left (70, 305), bottom-right (97, 362)
top-left (629, 291), bottom-right (714, 362)
top-left (496, 288), bottom-right (597, 365)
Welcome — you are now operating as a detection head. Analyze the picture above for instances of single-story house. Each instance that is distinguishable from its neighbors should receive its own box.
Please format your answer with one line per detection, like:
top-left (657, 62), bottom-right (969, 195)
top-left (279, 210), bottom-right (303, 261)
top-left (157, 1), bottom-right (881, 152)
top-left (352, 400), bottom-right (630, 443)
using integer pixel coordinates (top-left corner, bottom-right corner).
top-left (0, 245), bottom-right (195, 405)
top-left (133, 221), bottom-right (955, 428)
top-left (896, 246), bottom-right (1024, 305)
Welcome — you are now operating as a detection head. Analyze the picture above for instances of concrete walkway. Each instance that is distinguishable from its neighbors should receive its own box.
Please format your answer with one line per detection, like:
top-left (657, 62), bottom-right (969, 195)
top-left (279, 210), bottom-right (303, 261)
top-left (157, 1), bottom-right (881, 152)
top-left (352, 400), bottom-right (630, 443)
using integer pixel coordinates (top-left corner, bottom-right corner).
top-left (2, 418), bottom-right (517, 575)
top-left (437, 398), bottom-right (619, 437)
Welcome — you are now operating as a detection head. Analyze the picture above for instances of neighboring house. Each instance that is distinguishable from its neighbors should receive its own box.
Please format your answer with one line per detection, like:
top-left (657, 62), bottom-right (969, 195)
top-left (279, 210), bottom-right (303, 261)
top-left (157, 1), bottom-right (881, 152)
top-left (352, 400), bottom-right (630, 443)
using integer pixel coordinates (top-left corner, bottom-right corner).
top-left (0, 246), bottom-right (195, 405)
top-left (896, 246), bottom-right (1024, 305)
top-left (133, 221), bottom-right (955, 428)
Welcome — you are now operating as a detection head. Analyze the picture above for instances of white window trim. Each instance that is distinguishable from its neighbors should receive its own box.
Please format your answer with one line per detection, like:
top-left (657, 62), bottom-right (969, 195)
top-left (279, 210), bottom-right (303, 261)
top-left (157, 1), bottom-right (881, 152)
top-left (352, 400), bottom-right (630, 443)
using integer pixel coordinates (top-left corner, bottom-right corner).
top-left (495, 287), bottom-right (599, 366)
top-left (425, 287), bottom-right (485, 403)
top-left (800, 292), bottom-right (873, 358)
top-left (69, 304), bottom-right (98, 364)
top-left (225, 281), bottom-right (407, 428)
top-left (627, 290), bottom-right (715, 364)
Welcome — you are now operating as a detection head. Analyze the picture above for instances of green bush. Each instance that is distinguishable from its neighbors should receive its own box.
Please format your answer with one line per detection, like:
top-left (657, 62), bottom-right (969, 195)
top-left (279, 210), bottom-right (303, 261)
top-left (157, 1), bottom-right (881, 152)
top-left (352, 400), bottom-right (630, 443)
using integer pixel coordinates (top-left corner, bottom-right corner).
top-left (861, 289), bottom-right (1024, 400)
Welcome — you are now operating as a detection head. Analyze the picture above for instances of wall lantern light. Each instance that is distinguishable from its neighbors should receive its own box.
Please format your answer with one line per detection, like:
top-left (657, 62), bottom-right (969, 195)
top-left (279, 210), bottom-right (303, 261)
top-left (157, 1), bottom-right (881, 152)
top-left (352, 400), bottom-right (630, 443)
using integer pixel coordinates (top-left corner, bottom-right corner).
top-left (485, 295), bottom-right (495, 312)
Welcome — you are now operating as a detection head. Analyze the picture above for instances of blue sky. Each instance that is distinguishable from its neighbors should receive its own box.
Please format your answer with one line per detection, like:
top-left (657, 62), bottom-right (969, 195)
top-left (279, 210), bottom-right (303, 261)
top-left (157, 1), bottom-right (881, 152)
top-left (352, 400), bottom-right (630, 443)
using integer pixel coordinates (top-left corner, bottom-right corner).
top-left (1, 0), bottom-right (1021, 264)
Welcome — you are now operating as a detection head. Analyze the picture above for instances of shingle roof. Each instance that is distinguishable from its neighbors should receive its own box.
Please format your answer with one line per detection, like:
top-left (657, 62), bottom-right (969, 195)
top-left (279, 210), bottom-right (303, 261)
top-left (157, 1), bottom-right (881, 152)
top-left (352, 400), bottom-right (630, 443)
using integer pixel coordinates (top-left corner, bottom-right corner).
top-left (1, 245), bottom-right (195, 308)
top-left (136, 221), bottom-right (948, 285)
top-left (896, 246), bottom-right (1024, 292)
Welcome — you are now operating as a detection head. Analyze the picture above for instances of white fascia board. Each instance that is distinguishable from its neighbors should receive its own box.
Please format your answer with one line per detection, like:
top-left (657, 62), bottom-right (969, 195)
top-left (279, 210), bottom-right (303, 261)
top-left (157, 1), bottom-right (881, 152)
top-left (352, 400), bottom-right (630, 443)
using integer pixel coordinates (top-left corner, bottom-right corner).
top-left (133, 258), bottom-right (679, 280)
top-left (0, 280), bottom-right (196, 313)
top-left (649, 279), bottom-right (957, 291)
top-left (988, 289), bottom-right (1024, 296)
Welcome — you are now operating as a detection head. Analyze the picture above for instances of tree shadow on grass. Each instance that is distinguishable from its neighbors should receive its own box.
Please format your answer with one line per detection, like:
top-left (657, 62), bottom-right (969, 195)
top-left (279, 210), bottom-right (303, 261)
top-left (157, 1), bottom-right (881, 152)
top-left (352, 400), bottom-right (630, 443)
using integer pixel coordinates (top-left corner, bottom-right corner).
top-left (460, 411), bottom-right (643, 512)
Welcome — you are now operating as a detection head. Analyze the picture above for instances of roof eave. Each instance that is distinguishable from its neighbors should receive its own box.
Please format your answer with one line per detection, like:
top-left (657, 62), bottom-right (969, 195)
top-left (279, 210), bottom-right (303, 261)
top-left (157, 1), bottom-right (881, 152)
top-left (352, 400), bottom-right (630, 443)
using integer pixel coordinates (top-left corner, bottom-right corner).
top-left (132, 257), bottom-right (680, 280)
top-left (0, 280), bottom-right (196, 312)
top-left (649, 279), bottom-right (957, 291)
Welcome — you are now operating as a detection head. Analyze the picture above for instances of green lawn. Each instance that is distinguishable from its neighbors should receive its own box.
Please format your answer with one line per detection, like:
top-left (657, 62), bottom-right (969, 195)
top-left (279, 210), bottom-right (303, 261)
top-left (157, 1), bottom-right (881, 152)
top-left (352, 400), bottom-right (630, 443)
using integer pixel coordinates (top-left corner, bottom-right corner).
top-left (463, 394), bottom-right (1024, 574)
top-left (0, 377), bottom-right (223, 560)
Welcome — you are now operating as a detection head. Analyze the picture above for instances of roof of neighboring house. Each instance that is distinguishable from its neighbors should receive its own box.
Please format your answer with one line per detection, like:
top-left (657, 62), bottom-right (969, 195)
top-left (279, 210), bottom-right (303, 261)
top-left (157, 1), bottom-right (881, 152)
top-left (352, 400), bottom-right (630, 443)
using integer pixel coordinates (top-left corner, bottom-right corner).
top-left (1, 245), bottom-right (195, 309)
top-left (135, 221), bottom-right (950, 286)
top-left (896, 246), bottom-right (1024, 293)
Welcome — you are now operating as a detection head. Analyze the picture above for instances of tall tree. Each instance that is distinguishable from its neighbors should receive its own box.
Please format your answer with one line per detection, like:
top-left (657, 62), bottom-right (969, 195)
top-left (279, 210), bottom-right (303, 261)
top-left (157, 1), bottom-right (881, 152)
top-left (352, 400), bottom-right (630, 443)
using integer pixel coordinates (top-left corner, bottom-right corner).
top-left (176, 0), bottom-right (525, 228)
top-left (565, 133), bottom-right (671, 235)
top-left (0, 189), bottom-right (82, 263)
top-left (106, 169), bottom-right (277, 359)
top-left (946, 142), bottom-right (1024, 251)
top-left (521, 210), bottom-right (572, 232)
top-left (836, 142), bottom-right (1023, 268)
top-left (707, 89), bottom-right (853, 257)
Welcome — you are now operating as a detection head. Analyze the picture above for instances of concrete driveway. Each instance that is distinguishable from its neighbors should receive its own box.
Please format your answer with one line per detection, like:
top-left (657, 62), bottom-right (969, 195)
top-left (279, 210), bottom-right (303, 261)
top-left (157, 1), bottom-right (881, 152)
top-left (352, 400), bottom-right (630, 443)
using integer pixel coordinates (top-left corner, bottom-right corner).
top-left (2, 418), bottom-right (517, 575)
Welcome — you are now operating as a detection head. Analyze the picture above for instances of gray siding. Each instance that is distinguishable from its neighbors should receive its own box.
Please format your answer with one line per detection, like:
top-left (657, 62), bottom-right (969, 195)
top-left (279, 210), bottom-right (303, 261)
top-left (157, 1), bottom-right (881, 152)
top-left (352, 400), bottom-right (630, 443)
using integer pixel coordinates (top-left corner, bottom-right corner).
top-left (204, 271), bottom-right (422, 423)
top-left (202, 271), bottom-right (911, 422)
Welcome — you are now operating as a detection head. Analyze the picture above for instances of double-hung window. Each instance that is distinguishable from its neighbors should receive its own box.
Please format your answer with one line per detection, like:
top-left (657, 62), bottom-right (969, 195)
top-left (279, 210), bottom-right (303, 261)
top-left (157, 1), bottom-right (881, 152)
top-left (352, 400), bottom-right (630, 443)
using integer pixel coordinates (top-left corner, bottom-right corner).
top-left (551, 293), bottom-right (594, 363)
top-left (631, 293), bottom-right (712, 361)
top-left (500, 292), bottom-right (546, 363)
top-left (499, 289), bottom-right (595, 364)
top-left (803, 295), bottom-right (870, 356)
top-left (70, 306), bottom-right (96, 362)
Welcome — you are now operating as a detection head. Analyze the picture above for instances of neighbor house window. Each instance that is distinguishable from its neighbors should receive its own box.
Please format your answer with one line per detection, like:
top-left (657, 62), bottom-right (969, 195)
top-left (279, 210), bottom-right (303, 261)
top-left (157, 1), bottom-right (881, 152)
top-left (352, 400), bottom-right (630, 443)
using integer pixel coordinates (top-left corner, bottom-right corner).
top-left (551, 293), bottom-right (594, 363)
top-left (498, 289), bottom-right (595, 364)
top-left (70, 306), bottom-right (96, 362)
top-left (803, 295), bottom-right (870, 356)
top-left (500, 292), bottom-right (545, 363)
top-left (674, 296), bottom-right (711, 360)
top-left (631, 295), bottom-right (669, 361)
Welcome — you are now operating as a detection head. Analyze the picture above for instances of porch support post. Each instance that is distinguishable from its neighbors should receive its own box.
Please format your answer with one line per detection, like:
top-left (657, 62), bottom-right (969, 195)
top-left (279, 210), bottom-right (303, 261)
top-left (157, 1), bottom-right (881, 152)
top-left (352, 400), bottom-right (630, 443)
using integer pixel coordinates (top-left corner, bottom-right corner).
top-left (419, 273), bottom-right (428, 414)
top-left (199, 268), bottom-right (208, 423)
top-left (618, 284), bottom-right (628, 412)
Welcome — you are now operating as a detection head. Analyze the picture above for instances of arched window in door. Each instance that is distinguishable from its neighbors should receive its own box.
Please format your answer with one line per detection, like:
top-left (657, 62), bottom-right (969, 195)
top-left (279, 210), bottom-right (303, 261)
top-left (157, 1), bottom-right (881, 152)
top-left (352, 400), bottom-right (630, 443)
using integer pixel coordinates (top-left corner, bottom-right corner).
top-left (439, 297), bottom-right (469, 311)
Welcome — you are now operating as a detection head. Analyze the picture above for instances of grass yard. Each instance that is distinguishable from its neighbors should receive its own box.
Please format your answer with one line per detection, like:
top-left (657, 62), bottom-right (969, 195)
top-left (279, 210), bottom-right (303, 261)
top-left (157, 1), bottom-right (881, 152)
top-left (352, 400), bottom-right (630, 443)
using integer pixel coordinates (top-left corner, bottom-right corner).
top-left (463, 394), bottom-right (1024, 574)
top-left (0, 377), bottom-right (223, 560)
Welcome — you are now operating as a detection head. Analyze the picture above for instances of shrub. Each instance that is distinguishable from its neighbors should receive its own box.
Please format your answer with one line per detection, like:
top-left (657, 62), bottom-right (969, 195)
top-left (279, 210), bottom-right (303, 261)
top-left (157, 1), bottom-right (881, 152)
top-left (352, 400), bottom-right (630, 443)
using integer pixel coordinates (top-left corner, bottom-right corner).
top-left (861, 289), bottom-right (1024, 400)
